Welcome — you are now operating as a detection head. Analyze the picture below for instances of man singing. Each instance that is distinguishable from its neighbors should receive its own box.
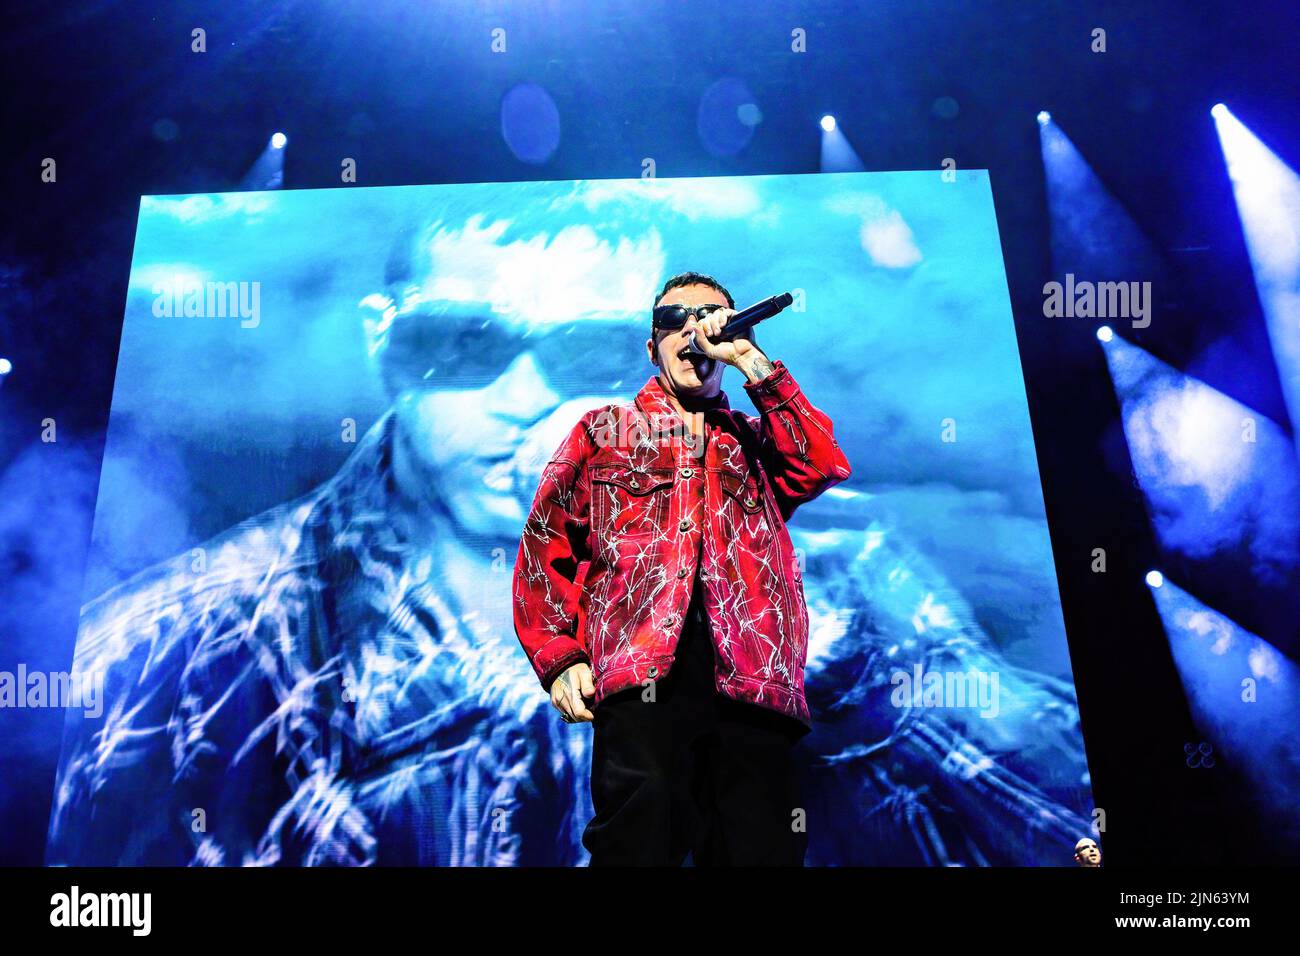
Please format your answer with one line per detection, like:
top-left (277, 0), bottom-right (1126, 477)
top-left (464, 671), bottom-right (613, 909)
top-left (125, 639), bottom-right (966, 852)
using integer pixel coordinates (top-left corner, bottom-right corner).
top-left (512, 271), bottom-right (851, 865)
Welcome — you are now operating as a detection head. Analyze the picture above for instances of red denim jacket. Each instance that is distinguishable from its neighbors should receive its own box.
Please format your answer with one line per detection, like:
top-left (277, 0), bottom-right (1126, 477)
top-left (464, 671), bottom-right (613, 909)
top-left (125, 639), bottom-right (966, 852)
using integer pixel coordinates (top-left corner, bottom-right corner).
top-left (512, 361), bottom-right (851, 726)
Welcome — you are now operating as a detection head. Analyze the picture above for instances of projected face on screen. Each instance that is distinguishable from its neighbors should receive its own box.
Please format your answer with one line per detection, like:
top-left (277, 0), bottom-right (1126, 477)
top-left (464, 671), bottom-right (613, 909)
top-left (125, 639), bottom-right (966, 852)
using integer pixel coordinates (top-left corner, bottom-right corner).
top-left (368, 290), bottom-right (643, 539)
top-left (48, 174), bottom-right (1096, 868)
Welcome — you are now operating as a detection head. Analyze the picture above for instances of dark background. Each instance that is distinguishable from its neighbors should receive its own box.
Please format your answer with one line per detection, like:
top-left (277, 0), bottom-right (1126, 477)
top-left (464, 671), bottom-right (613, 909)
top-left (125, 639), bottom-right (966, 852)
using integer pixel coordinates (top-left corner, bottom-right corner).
top-left (2, 0), bottom-right (1297, 865)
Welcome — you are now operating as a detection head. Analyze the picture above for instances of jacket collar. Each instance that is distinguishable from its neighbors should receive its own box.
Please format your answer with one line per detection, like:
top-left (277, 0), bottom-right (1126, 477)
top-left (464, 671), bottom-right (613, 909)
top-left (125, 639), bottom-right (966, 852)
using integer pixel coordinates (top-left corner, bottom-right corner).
top-left (635, 373), bottom-right (730, 435)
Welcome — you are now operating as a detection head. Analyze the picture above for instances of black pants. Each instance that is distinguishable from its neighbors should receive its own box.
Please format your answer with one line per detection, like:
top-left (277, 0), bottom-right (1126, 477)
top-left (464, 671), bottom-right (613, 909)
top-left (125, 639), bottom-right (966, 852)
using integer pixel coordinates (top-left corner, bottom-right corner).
top-left (583, 584), bottom-right (808, 866)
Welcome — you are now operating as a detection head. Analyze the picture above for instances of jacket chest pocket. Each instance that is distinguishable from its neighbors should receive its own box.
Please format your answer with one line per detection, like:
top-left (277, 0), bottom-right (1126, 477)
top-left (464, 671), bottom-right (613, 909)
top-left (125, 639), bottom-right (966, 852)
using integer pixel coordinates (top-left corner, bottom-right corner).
top-left (591, 464), bottom-right (675, 544)
top-left (719, 469), bottom-right (765, 515)
top-left (719, 467), bottom-right (775, 552)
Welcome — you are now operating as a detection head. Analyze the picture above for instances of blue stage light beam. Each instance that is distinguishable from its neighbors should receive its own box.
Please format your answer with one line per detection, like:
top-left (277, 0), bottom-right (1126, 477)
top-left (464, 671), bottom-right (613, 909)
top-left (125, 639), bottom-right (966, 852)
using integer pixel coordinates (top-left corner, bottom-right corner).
top-left (1103, 333), bottom-right (1300, 566)
top-left (1213, 104), bottom-right (1300, 450)
top-left (1102, 332), bottom-right (1300, 647)
top-left (820, 115), bottom-right (864, 173)
top-left (240, 132), bottom-right (287, 191)
top-left (1039, 114), bottom-right (1167, 289)
top-left (1148, 576), bottom-right (1300, 853)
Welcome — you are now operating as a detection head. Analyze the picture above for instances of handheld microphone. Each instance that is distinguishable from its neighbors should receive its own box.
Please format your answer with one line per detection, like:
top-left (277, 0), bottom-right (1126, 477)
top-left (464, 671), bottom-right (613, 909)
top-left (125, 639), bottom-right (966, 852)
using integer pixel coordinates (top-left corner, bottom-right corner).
top-left (687, 292), bottom-right (794, 354)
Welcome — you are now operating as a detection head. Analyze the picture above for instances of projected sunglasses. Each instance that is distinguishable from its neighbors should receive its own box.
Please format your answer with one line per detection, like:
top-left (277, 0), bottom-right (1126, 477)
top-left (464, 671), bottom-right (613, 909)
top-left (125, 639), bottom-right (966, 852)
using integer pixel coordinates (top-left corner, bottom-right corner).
top-left (651, 303), bottom-right (726, 331)
top-left (389, 309), bottom-right (645, 389)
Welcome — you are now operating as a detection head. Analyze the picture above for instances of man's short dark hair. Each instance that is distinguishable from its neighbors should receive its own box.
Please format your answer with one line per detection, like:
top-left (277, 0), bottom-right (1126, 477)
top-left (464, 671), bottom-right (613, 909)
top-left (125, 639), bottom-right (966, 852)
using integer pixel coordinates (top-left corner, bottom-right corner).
top-left (653, 272), bottom-right (734, 310)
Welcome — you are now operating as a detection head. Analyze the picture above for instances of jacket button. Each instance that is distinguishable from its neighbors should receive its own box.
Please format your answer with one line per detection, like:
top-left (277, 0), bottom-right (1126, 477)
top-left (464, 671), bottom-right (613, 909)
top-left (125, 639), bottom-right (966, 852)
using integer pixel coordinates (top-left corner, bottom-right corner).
top-left (647, 665), bottom-right (659, 678)
top-left (676, 568), bottom-right (688, 579)
top-left (629, 477), bottom-right (640, 490)
top-left (680, 467), bottom-right (694, 478)
top-left (678, 519), bottom-right (692, 532)
top-left (744, 496), bottom-right (756, 508)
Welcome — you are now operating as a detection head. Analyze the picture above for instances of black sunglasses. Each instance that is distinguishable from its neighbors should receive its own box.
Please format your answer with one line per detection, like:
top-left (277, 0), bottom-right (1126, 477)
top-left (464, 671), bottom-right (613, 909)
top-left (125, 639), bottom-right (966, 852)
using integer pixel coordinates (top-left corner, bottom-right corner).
top-left (651, 303), bottom-right (725, 331)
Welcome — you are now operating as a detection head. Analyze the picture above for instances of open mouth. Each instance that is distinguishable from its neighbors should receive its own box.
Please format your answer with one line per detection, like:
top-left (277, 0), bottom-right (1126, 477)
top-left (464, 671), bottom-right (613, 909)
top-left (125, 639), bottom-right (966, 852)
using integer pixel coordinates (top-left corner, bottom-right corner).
top-left (482, 456), bottom-right (516, 493)
top-left (677, 348), bottom-right (713, 376)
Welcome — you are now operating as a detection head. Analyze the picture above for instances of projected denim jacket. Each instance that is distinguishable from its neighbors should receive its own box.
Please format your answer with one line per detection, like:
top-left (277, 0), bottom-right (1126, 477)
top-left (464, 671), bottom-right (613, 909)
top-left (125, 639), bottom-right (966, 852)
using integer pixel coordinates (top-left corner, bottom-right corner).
top-left (512, 362), bottom-right (852, 725)
top-left (46, 412), bottom-right (590, 867)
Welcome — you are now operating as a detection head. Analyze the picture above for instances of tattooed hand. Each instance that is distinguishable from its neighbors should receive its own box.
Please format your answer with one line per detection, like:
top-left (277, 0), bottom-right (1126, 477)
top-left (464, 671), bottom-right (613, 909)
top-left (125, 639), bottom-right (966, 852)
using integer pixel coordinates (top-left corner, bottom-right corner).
top-left (551, 662), bottom-right (596, 723)
top-left (684, 310), bottom-right (777, 383)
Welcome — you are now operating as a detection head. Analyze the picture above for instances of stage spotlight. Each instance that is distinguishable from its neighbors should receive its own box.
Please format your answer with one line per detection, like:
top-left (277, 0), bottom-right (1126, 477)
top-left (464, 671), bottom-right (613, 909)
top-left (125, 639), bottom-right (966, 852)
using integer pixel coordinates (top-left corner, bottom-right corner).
top-left (1037, 110), bottom-right (1051, 126)
top-left (1039, 117), bottom-right (1167, 290)
top-left (1150, 577), bottom-right (1300, 851)
top-left (241, 132), bottom-right (287, 190)
top-left (1210, 103), bottom-right (1227, 119)
top-left (819, 115), bottom-right (863, 173)
top-left (1096, 325), bottom-right (1114, 343)
top-left (1145, 570), bottom-right (1164, 588)
top-left (1213, 104), bottom-right (1300, 454)
top-left (0, 358), bottom-right (11, 375)
top-left (1103, 334), bottom-right (1300, 654)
